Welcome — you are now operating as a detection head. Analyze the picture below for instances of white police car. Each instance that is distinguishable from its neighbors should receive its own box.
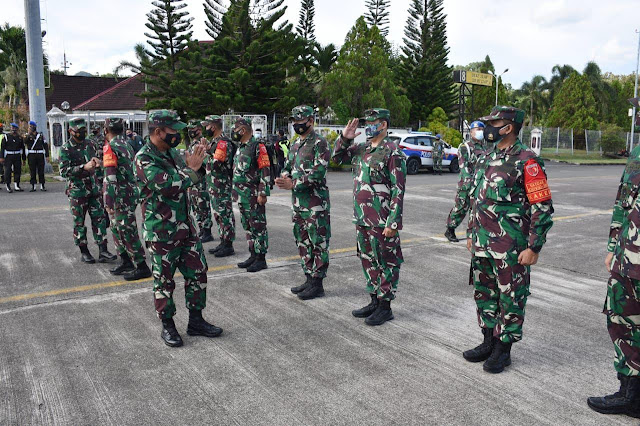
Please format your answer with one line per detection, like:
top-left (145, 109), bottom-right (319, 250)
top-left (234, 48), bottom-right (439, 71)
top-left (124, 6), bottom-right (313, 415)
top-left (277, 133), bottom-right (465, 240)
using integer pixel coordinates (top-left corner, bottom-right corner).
top-left (387, 132), bottom-right (460, 175)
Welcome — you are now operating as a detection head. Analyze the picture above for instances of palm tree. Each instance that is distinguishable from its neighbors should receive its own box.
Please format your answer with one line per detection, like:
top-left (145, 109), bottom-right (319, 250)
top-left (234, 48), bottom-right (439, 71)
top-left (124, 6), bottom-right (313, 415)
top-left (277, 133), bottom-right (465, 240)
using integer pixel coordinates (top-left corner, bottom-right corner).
top-left (113, 43), bottom-right (152, 77)
top-left (548, 64), bottom-right (575, 103)
top-left (314, 43), bottom-right (337, 75)
top-left (519, 75), bottom-right (548, 126)
top-left (582, 61), bottom-right (614, 121)
top-left (1, 53), bottom-right (28, 121)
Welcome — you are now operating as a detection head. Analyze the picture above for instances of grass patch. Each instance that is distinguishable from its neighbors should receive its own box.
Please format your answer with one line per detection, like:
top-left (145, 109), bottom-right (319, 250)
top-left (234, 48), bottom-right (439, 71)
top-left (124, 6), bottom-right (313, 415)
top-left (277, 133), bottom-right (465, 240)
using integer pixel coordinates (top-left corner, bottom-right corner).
top-left (541, 149), bottom-right (627, 165)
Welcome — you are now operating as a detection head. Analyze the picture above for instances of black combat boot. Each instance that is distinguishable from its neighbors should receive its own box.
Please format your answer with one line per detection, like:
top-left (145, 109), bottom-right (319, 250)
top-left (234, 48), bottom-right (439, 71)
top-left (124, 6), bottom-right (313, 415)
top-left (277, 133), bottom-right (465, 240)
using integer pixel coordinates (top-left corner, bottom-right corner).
top-left (200, 227), bottom-right (214, 243)
top-left (298, 277), bottom-right (325, 300)
top-left (291, 274), bottom-right (311, 294)
top-left (123, 261), bottom-right (152, 281)
top-left (365, 299), bottom-right (394, 326)
top-left (161, 318), bottom-right (183, 347)
top-left (6, 184), bottom-right (13, 193)
top-left (79, 244), bottom-right (95, 264)
top-left (247, 253), bottom-right (267, 272)
top-left (463, 328), bottom-right (495, 362)
top-left (214, 241), bottom-right (235, 258)
top-left (588, 374), bottom-right (640, 418)
top-left (30, 184), bottom-right (36, 192)
top-left (238, 250), bottom-right (256, 268)
top-left (208, 241), bottom-right (224, 254)
top-left (110, 253), bottom-right (134, 275)
top-left (352, 293), bottom-right (379, 318)
top-left (483, 339), bottom-right (512, 373)
top-left (444, 227), bottom-right (459, 242)
top-left (187, 309), bottom-right (223, 338)
top-left (98, 241), bottom-right (118, 263)
top-left (40, 183), bottom-right (46, 192)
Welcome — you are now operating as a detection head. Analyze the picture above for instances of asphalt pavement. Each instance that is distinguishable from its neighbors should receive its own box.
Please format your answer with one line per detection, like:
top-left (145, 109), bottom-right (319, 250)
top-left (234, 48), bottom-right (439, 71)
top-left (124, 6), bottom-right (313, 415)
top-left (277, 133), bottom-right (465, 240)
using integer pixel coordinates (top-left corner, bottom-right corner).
top-left (0, 162), bottom-right (634, 425)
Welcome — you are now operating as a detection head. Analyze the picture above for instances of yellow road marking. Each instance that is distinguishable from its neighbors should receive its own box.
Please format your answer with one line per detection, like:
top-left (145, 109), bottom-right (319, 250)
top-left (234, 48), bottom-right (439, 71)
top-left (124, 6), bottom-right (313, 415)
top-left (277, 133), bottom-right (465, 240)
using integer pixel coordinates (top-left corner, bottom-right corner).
top-left (554, 210), bottom-right (611, 221)
top-left (0, 206), bottom-right (67, 214)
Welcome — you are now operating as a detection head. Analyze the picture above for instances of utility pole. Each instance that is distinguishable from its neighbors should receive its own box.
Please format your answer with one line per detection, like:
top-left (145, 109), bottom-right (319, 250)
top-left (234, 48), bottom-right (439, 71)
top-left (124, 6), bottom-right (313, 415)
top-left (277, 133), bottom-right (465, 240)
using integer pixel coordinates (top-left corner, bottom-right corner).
top-left (24, 0), bottom-right (48, 144)
top-left (631, 30), bottom-right (640, 151)
top-left (61, 51), bottom-right (72, 75)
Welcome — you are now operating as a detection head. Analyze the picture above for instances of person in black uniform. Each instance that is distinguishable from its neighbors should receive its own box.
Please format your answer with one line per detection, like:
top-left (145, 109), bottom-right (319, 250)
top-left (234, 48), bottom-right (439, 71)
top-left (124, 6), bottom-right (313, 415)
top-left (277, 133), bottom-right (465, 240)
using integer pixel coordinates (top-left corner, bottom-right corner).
top-left (0, 123), bottom-right (5, 184)
top-left (0, 123), bottom-right (26, 193)
top-left (25, 120), bottom-right (49, 192)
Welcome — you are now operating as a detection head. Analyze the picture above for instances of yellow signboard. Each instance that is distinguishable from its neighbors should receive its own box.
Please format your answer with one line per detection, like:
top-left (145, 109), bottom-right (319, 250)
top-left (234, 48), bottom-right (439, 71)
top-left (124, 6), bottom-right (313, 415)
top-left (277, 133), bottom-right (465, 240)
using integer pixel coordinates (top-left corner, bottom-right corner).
top-left (453, 70), bottom-right (494, 87)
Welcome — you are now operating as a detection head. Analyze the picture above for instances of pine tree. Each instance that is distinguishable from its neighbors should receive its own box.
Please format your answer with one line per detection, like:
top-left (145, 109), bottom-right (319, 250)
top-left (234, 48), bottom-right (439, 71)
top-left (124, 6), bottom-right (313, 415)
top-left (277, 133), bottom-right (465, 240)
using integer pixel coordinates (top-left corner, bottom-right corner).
top-left (400, 0), bottom-right (455, 126)
top-left (296, 0), bottom-right (316, 70)
top-left (365, 0), bottom-right (390, 37)
top-left (203, 0), bottom-right (227, 40)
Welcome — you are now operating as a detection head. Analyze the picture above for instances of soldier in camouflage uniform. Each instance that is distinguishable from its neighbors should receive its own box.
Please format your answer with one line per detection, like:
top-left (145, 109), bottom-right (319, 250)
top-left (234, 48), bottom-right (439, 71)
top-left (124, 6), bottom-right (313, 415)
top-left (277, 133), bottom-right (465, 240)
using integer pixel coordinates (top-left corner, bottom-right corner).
top-left (445, 121), bottom-right (486, 242)
top-left (587, 145), bottom-right (640, 418)
top-left (202, 115), bottom-right (236, 258)
top-left (232, 117), bottom-right (271, 273)
top-left (89, 123), bottom-right (109, 227)
top-left (332, 109), bottom-right (406, 326)
top-left (463, 106), bottom-right (554, 374)
top-left (432, 134), bottom-right (444, 175)
top-left (187, 119), bottom-right (214, 243)
top-left (275, 105), bottom-right (331, 300)
top-left (102, 117), bottom-right (152, 281)
top-left (59, 118), bottom-right (117, 264)
top-left (136, 110), bottom-right (222, 347)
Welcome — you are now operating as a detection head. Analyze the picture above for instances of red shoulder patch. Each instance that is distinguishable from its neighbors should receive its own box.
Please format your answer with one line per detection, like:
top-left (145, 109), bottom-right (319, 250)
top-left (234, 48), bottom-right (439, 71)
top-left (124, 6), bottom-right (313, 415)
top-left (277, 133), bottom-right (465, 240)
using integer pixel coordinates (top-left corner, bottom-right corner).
top-left (103, 143), bottom-right (117, 168)
top-left (257, 144), bottom-right (270, 169)
top-left (524, 158), bottom-right (551, 203)
top-left (214, 139), bottom-right (227, 162)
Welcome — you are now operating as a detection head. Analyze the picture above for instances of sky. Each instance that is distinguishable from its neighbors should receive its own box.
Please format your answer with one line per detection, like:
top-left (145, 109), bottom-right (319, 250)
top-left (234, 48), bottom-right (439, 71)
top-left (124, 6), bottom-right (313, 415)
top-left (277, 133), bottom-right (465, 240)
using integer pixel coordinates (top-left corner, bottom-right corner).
top-left (4, 0), bottom-right (640, 88)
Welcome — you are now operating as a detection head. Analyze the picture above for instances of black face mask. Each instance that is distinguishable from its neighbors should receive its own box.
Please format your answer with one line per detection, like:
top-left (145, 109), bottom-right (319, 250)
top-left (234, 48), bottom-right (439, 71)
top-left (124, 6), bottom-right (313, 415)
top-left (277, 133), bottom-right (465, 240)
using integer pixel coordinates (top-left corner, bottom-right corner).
top-left (231, 129), bottom-right (243, 142)
top-left (293, 120), bottom-right (311, 135)
top-left (484, 124), bottom-right (510, 144)
top-left (126, 134), bottom-right (133, 139)
top-left (204, 129), bottom-right (214, 138)
top-left (162, 131), bottom-right (181, 148)
top-left (75, 130), bottom-right (87, 141)
top-left (188, 130), bottom-right (198, 139)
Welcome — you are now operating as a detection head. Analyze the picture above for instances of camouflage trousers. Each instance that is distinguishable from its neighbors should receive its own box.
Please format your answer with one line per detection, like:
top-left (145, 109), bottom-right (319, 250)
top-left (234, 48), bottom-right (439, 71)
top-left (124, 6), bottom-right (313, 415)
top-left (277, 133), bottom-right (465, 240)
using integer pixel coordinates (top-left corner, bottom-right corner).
top-left (446, 181), bottom-right (471, 229)
top-left (68, 194), bottom-right (107, 247)
top-left (109, 204), bottom-right (146, 265)
top-left (96, 176), bottom-right (109, 227)
top-left (147, 235), bottom-right (208, 319)
top-left (471, 256), bottom-right (531, 343)
top-left (188, 181), bottom-right (213, 232)
top-left (433, 154), bottom-right (443, 172)
top-left (238, 196), bottom-right (268, 254)
top-left (292, 209), bottom-right (331, 279)
top-left (605, 272), bottom-right (640, 376)
top-left (356, 225), bottom-right (403, 301)
top-left (207, 176), bottom-right (235, 242)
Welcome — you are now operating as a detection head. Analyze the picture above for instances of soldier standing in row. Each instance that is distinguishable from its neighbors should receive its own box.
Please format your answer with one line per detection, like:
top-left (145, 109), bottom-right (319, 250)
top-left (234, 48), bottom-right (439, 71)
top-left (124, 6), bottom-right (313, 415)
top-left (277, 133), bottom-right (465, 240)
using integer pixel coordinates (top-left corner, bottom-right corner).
top-left (187, 120), bottom-right (214, 243)
top-left (24, 120), bottom-right (49, 192)
top-left (332, 109), bottom-right (406, 326)
top-left (202, 115), bottom-right (236, 258)
top-left (102, 117), bottom-right (152, 280)
top-left (275, 105), bottom-right (331, 300)
top-left (136, 110), bottom-right (222, 347)
top-left (59, 118), bottom-right (117, 264)
top-left (463, 106), bottom-right (553, 373)
top-left (1, 123), bottom-right (26, 192)
top-left (232, 117), bottom-right (270, 273)
top-left (0, 123), bottom-right (5, 184)
top-left (432, 134), bottom-right (444, 176)
top-left (444, 121), bottom-right (486, 242)
top-left (587, 145), bottom-right (640, 418)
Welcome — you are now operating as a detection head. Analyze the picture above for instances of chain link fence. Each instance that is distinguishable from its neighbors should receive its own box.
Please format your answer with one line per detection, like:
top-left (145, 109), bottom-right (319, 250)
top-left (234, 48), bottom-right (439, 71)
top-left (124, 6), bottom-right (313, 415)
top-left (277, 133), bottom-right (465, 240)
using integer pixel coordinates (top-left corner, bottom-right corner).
top-left (519, 125), bottom-right (640, 156)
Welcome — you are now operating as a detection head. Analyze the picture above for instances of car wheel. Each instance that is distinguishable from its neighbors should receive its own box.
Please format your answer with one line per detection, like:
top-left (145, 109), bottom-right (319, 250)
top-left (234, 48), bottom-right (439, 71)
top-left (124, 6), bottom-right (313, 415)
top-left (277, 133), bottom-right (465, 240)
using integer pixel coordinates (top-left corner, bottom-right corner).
top-left (407, 157), bottom-right (421, 175)
top-left (449, 158), bottom-right (460, 173)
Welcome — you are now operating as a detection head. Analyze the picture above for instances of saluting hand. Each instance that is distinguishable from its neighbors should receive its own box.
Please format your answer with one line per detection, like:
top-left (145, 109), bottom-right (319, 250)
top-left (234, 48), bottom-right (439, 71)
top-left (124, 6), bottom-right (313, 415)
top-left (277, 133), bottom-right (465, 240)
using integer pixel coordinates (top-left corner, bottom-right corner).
top-left (186, 143), bottom-right (206, 171)
top-left (342, 118), bottom-right (361, 140)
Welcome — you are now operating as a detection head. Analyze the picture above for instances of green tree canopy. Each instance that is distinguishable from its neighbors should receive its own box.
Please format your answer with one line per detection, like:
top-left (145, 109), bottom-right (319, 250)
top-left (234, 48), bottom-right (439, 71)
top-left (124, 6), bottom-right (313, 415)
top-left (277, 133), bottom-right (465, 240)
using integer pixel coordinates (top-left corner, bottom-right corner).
top-left (365, 0), bottom-right (390, 37)
top-left (546, 72), bottom-right (598, 130)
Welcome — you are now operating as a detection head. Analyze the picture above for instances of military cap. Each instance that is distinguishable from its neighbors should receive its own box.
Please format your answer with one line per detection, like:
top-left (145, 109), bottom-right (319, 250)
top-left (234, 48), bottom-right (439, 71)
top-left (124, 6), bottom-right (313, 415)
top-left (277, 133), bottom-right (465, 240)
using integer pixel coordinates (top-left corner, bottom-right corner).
top-left (105, 117), bottom-right (124, 131)
top-left (29, 120), bottom-right (37, 127)
top-left (234, 117), bottom-right (252, 128)
top-left (361, 108), bottom-right (391, 123)
top-left (202, 115), bottom-right (223, 125)
top-left (68, 117), bottom-right (87, 130)
top-left (149, 110), bottom-right (186, 131)
top-left (187, 119), bottom-right (203, 129)
top-left (289, 105), bottom-right (315, 121)
top-left (479, 106), bottom-right (525, 125)
top-left (91, 123), bottom-right (101, 131)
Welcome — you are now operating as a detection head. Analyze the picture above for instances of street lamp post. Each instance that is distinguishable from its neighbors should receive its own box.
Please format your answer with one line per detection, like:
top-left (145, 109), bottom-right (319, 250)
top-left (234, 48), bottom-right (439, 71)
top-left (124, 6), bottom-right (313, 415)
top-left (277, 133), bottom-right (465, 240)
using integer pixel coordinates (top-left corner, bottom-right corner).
top-left (489, 68), bottom-right (509, 106)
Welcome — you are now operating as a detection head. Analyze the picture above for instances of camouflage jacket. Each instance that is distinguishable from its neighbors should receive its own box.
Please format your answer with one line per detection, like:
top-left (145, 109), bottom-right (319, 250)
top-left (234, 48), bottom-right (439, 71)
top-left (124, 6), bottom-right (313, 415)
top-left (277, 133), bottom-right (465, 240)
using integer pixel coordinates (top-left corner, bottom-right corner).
top-left (457, 139), bottom-right (486, 191)
top-left (608, 145), bottom-right (640, 279)
top-left (232, 137), bottom-right (271, 200)
top-left (103, 135), bottom-right (139, 211)
top-left (433, 140), bottom-right (445, 157)
top-left (205, 133), bottom-right (236, 181)
top-left (468, 139), bottom-right (554, 259)
top-left (59, 137), bottom-right (101, 198)
top-left (135, 138), bottom-right (201, 242)
top-left (282, 130), bottom-right (330, 212)
top-left (332, 136), bottom-right (406, 229)
top-left (88, 135), bottom-right (106, 185)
